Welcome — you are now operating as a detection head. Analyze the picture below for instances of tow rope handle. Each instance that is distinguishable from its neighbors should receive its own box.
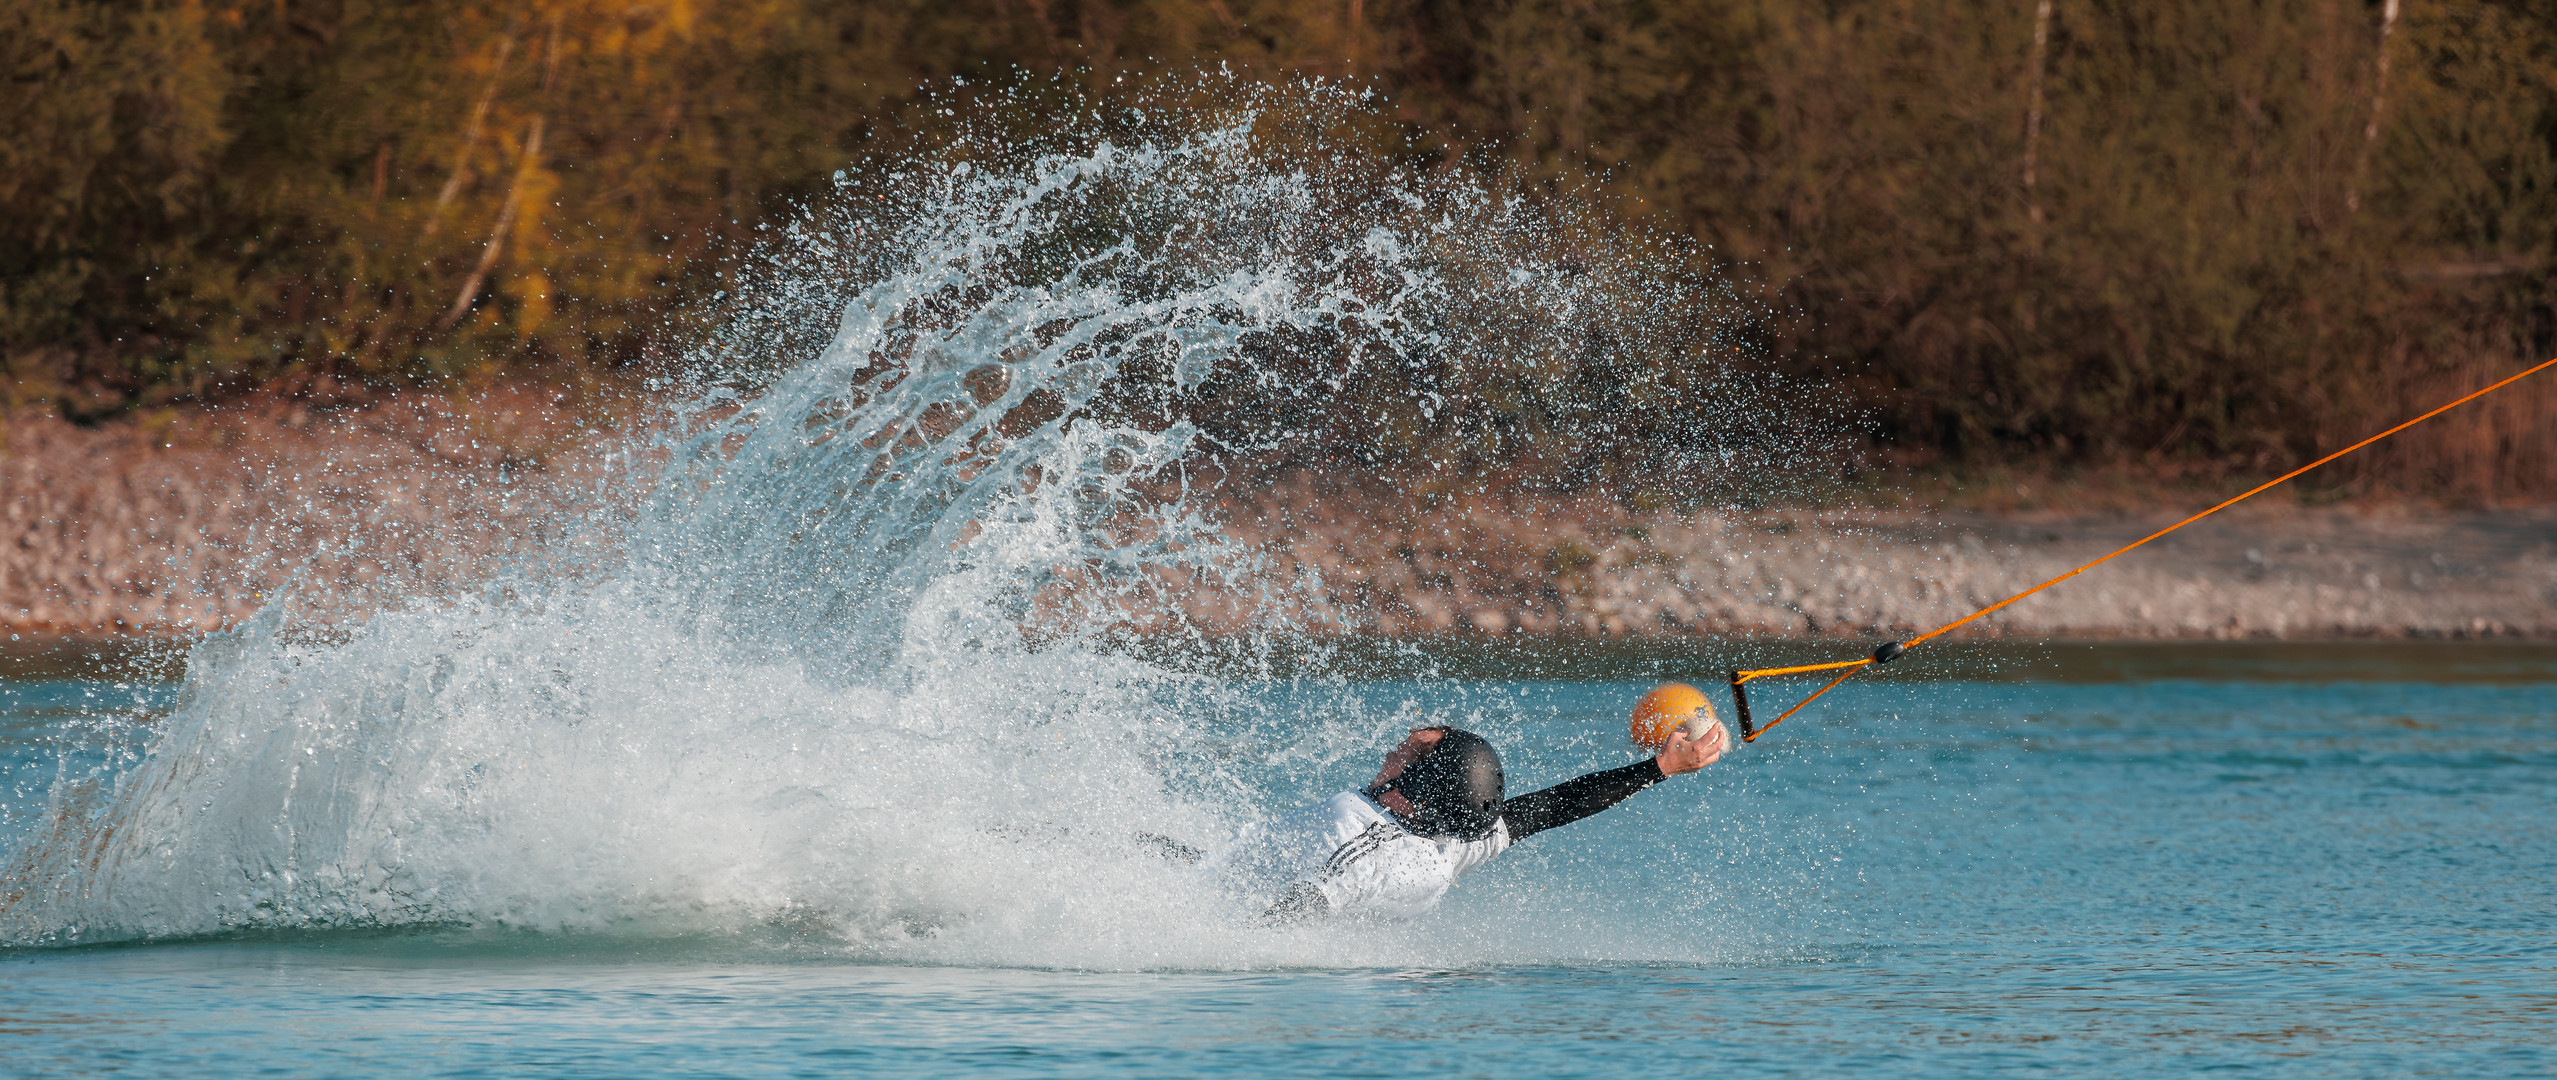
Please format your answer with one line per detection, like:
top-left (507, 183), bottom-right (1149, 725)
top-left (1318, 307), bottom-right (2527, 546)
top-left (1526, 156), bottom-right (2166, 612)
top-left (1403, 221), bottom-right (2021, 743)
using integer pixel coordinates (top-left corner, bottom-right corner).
top-left (1730, 641), bottom-right (1904, 742)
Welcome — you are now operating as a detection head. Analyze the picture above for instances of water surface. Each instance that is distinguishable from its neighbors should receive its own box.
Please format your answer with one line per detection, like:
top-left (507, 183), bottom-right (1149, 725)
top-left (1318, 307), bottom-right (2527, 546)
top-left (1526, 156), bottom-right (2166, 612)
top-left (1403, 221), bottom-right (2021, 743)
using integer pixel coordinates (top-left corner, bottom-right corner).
top-left (6, 647), bottom-right (2549, 1077)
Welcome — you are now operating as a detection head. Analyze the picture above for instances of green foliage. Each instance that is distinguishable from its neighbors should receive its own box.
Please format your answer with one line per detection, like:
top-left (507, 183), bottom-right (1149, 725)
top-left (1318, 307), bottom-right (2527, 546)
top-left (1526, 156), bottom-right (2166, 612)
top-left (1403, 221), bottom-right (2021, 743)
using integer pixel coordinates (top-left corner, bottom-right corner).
top-left (4, 0), bottom-right (2553, 491)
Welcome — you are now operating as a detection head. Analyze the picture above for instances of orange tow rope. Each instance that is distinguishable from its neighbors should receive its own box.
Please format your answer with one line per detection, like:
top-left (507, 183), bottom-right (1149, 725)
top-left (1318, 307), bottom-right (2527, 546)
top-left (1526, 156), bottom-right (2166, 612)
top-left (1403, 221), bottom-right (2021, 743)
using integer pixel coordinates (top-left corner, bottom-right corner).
top-left (1727, 354), bottom-right (2557, 742)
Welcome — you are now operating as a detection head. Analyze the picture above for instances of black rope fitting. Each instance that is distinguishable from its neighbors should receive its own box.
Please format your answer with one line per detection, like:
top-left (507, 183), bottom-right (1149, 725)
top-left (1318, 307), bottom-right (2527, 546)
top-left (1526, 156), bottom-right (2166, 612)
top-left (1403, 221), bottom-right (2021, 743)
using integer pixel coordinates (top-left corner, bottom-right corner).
top-left (1871, 640), bottom-right (1907, 665)
top-left (1727, 671), bottom-right (1756, 740)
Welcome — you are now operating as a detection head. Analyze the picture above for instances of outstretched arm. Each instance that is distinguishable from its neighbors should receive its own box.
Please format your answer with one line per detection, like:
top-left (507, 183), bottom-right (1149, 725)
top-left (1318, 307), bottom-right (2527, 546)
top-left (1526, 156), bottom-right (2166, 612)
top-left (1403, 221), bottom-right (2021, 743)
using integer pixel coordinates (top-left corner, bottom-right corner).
top-left (1501, 723), bottom-right (1727, 842)
top-left (1502, 758), bottom-right (1663, 840)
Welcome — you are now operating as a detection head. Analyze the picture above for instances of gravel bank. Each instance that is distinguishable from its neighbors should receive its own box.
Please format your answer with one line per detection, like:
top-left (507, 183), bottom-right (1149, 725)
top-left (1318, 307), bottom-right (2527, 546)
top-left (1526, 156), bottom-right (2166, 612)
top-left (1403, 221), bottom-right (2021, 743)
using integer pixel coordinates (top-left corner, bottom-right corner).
top-left (0, 393), bottom-right (607, 636)
top-left (1217, 481), bottom-right (2557, 640)
top-left (7, 406), bottom-right (2552, 641)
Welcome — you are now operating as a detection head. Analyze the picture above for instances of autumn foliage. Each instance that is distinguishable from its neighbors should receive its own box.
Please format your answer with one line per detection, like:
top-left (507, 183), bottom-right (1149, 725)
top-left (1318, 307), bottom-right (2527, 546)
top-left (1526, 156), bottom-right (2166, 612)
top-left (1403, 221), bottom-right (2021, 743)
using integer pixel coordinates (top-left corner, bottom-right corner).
top-left (5, 0), bottom-right (2553, 496)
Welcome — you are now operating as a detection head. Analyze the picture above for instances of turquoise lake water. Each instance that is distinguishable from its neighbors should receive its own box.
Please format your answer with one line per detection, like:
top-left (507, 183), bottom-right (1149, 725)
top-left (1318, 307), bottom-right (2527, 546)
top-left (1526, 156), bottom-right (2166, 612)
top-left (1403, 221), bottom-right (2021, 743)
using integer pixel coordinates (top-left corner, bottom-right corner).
top-left (4, 643), bottom-right (2550, 1077)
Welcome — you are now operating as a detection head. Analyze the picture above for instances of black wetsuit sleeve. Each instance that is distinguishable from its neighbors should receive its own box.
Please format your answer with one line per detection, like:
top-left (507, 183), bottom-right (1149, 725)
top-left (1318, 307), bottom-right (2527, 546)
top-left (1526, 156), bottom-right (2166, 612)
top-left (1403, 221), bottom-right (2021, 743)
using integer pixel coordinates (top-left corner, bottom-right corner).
top-left (1499, 758), bottom-right (1667, 842)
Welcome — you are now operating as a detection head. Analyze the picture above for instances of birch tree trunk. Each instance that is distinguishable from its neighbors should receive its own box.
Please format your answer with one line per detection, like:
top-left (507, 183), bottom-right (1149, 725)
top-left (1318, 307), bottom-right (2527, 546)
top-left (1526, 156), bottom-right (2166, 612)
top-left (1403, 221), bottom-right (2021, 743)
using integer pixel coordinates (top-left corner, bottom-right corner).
top-left (438, 116), bottom-right (544, 331)
top-left (426, 34), bottom-right (517, 238)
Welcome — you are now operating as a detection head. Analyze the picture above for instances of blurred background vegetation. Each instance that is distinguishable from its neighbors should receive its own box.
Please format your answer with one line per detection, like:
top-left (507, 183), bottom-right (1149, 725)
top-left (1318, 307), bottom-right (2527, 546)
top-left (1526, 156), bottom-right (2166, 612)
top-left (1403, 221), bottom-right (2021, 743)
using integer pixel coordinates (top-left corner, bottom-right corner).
top-left (5, 0), bottom-right (2553, 498)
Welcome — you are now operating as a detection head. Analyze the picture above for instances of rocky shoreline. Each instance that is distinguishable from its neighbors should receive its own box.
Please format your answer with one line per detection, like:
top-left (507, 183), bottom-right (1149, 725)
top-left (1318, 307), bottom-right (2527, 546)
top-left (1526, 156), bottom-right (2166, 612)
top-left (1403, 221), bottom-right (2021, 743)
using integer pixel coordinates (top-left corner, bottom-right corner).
top-left (0, 391), bottom-right (606, 636)
top-left (6, 403), bottom-right (2553, 642)
top-left (1216, 480), bottom-right (2557, 641)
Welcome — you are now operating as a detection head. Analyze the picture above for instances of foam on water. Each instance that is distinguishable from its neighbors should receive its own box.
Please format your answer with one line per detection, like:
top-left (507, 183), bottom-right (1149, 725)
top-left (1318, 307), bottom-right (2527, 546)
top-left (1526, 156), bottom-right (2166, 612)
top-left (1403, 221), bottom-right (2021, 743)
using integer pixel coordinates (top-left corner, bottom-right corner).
top-left (0, 81), bottom-right (1810, 966)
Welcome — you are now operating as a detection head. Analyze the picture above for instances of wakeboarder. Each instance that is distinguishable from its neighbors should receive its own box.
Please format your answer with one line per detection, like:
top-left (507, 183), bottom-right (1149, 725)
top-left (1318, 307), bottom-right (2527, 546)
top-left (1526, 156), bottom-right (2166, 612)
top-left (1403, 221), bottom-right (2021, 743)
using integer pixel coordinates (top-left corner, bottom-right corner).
top-left (1224, 693), bottom-right (1727, 921)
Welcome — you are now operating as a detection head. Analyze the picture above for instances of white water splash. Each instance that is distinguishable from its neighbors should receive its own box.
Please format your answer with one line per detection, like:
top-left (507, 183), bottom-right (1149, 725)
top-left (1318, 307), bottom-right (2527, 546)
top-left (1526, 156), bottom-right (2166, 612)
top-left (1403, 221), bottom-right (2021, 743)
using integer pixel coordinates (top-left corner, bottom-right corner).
top-left (2, 80), bottom-right (1815, 966)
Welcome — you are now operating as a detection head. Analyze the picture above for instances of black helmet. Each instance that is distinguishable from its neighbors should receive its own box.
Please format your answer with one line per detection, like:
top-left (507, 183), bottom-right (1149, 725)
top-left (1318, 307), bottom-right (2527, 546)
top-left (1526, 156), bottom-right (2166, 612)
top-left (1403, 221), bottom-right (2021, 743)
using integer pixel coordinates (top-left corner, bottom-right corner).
top-left (1376, 728), bottom-right (1504, 840)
